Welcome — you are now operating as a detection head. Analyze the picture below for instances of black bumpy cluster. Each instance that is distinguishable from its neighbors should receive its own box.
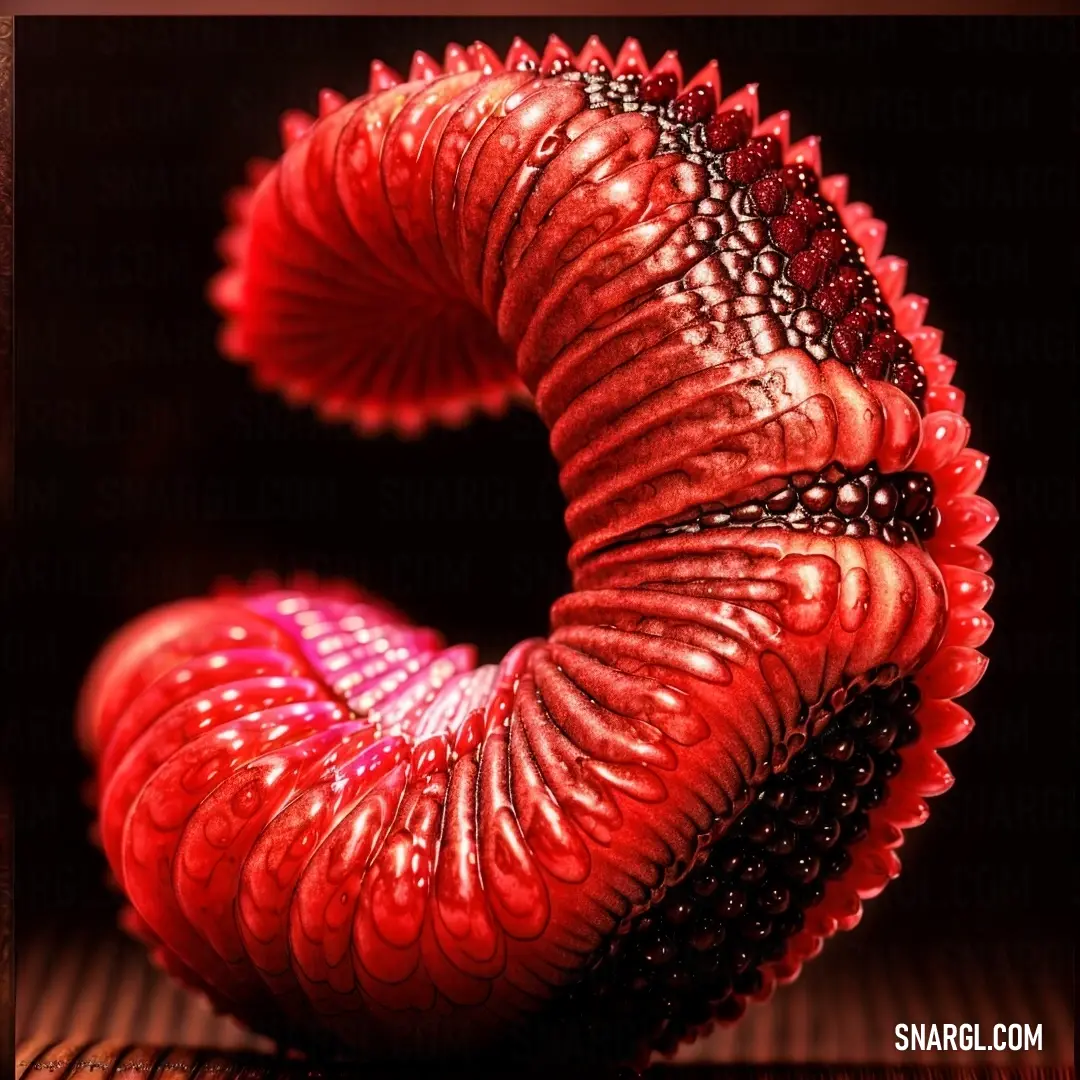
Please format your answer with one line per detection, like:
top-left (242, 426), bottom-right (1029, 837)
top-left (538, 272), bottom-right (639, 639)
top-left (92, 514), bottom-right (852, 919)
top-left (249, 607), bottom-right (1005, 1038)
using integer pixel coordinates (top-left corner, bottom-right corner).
top-left (558, 65), bottom-right (928, 411)
top-left (638, 463), bottom-right (939, 548)
top-left (536, 677), bottom-right (922, 1067)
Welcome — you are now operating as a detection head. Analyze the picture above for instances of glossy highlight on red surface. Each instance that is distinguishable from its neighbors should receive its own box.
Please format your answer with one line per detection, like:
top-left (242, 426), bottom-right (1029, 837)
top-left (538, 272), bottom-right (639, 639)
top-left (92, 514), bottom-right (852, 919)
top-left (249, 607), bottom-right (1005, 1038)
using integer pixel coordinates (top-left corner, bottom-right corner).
top-left (79, 35), bottom-right (996, 1068)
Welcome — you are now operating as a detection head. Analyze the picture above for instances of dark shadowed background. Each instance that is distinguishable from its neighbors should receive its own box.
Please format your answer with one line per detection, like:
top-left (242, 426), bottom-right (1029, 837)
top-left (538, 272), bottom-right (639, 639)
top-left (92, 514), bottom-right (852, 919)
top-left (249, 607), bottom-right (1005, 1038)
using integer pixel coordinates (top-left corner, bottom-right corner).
top-left (7, 13), bottom-right (1078, 1040)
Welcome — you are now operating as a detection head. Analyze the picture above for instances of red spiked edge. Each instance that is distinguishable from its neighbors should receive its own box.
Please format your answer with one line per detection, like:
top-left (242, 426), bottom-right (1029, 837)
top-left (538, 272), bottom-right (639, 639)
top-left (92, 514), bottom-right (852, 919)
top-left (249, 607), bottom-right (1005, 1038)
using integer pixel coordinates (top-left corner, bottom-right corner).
top-left (213, 35), bottom-right (769, 440)
top-left (613, 69), bottom-right (993, 1052)
top-left (208, 47), bottom-right (537, 440)
top-left (719, 180), bottom-right (997, 1025)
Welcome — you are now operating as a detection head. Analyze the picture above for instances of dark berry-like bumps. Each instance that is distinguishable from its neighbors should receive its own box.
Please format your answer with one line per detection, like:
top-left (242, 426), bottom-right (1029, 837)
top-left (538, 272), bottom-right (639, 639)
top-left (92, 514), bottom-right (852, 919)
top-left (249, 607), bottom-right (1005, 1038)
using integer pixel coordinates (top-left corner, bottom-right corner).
top-left (832, 324), bottom-right (862, 363)
top-left (704, 108), bottom-right (751, 152)
top-left (725, 146), bottom-right (767, 184)
top-left (749, 134), bottom-right (783, 167)
top-left (789, 194), bottom-right (826, 229)
top-left (788, 249), bottom-right (828, 290)
top-left (640, 72), bottom-right (679, 103)
top-left (812, 229), bottom-right (846, 262)
top-left (854, 347), bottom-right (888, 381)
top-left (672, 85), bottom-right (716, 124)
top-left (812, 281), bottom-right (853, 319)
top-left (771, 215), bottom-right (809, 255)
top-left (749, 174), bottom-right (787, 216)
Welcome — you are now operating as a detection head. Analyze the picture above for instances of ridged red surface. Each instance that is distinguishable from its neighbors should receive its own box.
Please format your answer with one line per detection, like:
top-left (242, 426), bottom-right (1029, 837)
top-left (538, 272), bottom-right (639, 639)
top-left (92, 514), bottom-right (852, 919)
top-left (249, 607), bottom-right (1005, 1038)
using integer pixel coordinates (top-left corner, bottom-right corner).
top-left (77, 36), bottom-right (996, 1066)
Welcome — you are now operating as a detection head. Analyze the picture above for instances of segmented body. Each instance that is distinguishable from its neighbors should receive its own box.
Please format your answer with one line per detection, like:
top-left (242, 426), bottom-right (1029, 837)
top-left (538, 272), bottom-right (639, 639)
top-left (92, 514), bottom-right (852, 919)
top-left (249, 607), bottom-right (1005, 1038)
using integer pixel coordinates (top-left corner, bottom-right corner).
top-left (78, 36), bottom-right (996, 1066)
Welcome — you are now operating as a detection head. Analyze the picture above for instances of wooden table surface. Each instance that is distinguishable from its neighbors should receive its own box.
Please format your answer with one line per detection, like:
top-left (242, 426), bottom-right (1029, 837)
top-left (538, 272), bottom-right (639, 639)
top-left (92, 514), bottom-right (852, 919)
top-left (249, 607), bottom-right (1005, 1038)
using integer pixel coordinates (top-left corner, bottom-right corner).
top-left (13, 921), bottom-right (1075, 1076)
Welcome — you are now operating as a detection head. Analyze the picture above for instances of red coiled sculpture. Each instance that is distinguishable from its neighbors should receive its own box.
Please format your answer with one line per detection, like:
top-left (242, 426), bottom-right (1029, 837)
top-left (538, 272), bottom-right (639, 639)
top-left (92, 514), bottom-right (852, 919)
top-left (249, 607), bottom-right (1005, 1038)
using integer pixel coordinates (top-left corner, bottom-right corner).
top-left (77, 35), bottom-right (997, 1069)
